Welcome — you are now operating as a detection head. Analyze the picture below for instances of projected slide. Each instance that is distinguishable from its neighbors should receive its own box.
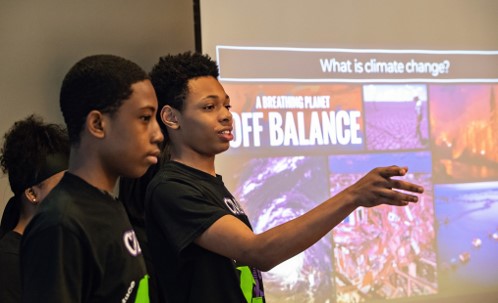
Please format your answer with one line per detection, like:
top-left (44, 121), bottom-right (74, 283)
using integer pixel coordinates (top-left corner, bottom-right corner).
top-left (217, 47), bottom-right (498, 303)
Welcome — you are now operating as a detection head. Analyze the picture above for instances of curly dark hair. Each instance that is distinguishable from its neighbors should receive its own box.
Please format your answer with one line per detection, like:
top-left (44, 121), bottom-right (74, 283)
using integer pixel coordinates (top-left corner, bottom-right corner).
top-left (0, 114), bottom-right (70, 195)
top-left (149, 51), bottom-right (219, 134)
top-left (60, 54), bottom-right (149, 144)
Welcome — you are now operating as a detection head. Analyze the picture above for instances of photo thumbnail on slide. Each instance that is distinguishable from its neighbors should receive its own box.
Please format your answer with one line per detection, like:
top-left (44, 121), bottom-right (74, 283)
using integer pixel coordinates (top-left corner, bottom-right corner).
top-left (435, 181), bottom-right (498, 293)
top-left (329, 152), bottom-right (434, 302)
top-left (216, 46), bottom-right (498, 302)
top-left (224, 83), bottom-right (364, 156)
top-left (430, 84), bottom-right (498, 183)
top-left (363, 84), bottom-right (429, 151)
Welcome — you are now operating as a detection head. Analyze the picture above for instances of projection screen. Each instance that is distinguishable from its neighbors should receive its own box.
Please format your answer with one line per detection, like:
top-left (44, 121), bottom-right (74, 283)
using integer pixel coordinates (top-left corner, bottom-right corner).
top-left (200, 1), bottom-right (498, 302)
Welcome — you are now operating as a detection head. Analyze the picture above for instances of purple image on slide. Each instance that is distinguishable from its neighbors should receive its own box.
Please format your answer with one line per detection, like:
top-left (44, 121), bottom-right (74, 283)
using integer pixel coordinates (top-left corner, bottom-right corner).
top-left (364, 100), bottom-right (429, 151)
top-left (328, 153), bottom-right (437, 302)
top-left (331, 174), bottom-right (436, 302)
top-left (435, 182), bottom-right (498, 293)
top-left (430, 84), bottom-right (498, 183)
top-left (231, 156), bottom-right (333, 303)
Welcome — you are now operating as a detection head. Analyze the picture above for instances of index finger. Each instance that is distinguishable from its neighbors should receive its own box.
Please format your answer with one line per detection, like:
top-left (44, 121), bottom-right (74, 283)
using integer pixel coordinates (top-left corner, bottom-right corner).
top-left (378, 165), bottom-right (408, 178)
top-left (391, 179), bottom-right (424, 194)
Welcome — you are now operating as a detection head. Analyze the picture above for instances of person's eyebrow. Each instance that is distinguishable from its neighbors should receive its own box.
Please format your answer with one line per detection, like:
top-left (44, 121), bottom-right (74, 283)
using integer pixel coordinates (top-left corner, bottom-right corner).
top-left (202, 94), bottom-right (230, 100)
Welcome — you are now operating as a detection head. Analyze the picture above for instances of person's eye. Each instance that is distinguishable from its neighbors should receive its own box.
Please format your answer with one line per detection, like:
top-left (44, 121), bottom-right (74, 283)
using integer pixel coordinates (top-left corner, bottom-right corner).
top-left (140, 115), bottom-right (152, 122)
top-left (225, 104), bottom-right (232, 110)
top-left (203, 104), bottom-right (215, 111)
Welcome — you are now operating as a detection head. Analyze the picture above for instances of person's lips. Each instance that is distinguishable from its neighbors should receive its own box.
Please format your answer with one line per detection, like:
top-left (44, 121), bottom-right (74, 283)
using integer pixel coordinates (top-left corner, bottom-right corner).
top-left (146, 149), bottom-right (161, 164)
top-left (218, 128), bottom-right (234, 141)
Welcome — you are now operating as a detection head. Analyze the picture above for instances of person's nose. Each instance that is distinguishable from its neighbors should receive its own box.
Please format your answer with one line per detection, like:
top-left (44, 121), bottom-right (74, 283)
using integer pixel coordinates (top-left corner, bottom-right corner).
top-left (220, 107), bottom-right (232, 125)
top-left (151, 118), bottom-right (164, 144)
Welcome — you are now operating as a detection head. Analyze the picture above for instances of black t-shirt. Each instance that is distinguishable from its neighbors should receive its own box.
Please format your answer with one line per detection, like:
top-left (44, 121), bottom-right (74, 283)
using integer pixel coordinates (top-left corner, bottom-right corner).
top-left (0, 230), bottom-right (22, 303)
top-left (21, 172), bottom-right (150, 303)
top-left (119, 164), bottom-right (160, 303)
top-left (146, 161), bottom-right (265, 303)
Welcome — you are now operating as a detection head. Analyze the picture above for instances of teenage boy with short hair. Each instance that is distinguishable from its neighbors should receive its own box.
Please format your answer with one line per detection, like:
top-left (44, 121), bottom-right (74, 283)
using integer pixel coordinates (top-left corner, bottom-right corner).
top-left (21, 54), bottom-right (163, 303)
top-left (145, 52), bottom-right (424, 303)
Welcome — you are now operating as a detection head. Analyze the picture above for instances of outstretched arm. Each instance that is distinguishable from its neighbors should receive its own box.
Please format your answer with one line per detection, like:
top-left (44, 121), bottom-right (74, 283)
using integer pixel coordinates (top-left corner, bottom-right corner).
top-left (195, 165), bottom-right (423, 271)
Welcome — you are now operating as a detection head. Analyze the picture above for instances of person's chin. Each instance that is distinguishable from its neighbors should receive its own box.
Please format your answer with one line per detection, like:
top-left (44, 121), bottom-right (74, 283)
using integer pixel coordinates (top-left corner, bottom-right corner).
top-left (219, 142), bottom-right (231, 152)
top-left (124, 166), bottom-right (149, 179)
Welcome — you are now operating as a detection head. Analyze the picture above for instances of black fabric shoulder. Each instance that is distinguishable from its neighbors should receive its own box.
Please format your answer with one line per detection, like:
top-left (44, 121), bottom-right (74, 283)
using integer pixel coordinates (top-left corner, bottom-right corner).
top-left (0, 196), bottom-right (20, 239)
top-left (145, 161), bottom-right (219, 203)
top-left (145, 163), bottom-right (229, 252)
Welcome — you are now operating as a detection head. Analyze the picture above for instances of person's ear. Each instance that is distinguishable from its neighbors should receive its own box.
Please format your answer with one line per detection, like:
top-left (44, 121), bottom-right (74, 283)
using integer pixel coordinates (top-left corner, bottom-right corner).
top-left (87, 110), bottom-right (106, 138)
top-left (24, 187), bottom-right (39, 205)
top-left (161, 105), bottom-right (180, 130)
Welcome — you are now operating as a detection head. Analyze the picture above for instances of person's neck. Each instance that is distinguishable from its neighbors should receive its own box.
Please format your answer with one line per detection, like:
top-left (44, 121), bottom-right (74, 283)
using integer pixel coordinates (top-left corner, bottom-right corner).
top-left (13, 202), bottom-right (37, 235)
top-left (68, 149), bottom-right (117, 193)
top-left (13, 221), bottom-right (27, 235)
top-left (171, 155), bottom-right (216, 176)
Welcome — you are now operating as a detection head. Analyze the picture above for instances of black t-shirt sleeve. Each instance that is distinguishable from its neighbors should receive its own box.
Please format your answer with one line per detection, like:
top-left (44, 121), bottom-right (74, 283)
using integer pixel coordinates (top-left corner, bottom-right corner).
top-left (21, 226), bottom-right (88, 303)
top-left (148, 179), bottom-right (229, 254)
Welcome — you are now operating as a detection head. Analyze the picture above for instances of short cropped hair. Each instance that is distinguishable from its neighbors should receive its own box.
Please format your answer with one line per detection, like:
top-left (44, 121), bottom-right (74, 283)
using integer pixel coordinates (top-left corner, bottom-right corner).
top-left (60, 54), bottom-right (149, 144)
top-left (149, 52), bottom-right (219, 134)
top-left (0, 115), bottom-right (69, 195)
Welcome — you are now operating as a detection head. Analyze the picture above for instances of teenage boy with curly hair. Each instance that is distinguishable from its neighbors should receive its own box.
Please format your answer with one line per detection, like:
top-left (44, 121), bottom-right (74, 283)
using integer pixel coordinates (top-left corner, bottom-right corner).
top-left (144, 52), bottom-right (424, 303)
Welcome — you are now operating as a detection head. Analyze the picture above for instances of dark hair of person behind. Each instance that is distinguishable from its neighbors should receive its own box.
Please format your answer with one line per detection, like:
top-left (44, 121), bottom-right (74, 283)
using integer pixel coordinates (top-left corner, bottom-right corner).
top-left (0, 115), bottom-right (70, 236)
top-left (60, 54), bottom-right (149, 144)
